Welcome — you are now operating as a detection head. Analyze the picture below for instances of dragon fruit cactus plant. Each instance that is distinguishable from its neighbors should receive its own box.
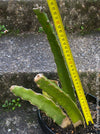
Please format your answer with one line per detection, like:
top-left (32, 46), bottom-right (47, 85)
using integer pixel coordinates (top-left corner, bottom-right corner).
top-left (10, 8), bottom-right (85, 128)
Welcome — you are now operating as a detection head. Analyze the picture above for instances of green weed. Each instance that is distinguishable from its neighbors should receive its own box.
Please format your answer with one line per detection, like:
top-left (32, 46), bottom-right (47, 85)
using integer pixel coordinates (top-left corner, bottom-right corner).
top-left (0, 25), bottom-right (8, 37)
top-left (2, 98), bottom-right (21, 111)
top-left (38, 27), bottom-right (44, 33)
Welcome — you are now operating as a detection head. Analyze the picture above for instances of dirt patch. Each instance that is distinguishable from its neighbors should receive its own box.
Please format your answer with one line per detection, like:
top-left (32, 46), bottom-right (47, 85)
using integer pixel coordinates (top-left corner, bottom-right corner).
top-left (39, 101), bottom-right (98, 134)
top-left (0, 101), bottom-right (44, 134)
top-left (0, 0), bottom-right (100, 33)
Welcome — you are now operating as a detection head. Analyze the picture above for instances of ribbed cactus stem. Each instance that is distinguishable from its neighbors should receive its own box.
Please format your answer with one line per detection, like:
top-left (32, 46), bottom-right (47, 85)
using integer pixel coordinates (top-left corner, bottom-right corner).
top-left (33, 8), bottom-right (76, 102)
top-left (10, 85), bottom-right (71, 128)
top-left (34, 74), bottom-right (84, 127)
top-left (42, 79), bottom-right (58, 103)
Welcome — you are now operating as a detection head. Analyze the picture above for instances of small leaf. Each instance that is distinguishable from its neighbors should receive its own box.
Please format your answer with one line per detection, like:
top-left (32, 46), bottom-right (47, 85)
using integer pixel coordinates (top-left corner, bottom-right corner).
top-left (12, 99), bottom-right (16, 103)
top-left (5, 100), bottom-right (8, 104)
top-left (12, 107), bottom-right (15, 110)
top-left (1, 31), bottom-right (4, 34)
top-left (4, 28), bottom-right (6, 31)
top-left (17, 98), bottom-right (20, 101)
top-left (38, 27), bottom-right (44, 32)
top-left (81, 26), bottom-right (84, 30)
top-left (8, 103), bottom-right (12, 106)
top-left (1, 25), bottom-right (5, 28)
top-left (2, 104), bottom-right (6, 108)
top-left (18, 104), bottom-right (21, 107)
top-left (15, 103), bottom-right (18, 106)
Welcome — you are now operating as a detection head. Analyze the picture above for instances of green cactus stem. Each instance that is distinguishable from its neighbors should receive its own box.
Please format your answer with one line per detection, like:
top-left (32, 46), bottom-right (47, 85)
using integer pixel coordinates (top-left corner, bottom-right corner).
top-left (34, 74), bottom-right (84, 128)
top-left (33, 8), bottom-right (76, 102)
top-left (42, 79), bottom-right (58, 103)
top-left (10, 85), bottom-right (71, 128)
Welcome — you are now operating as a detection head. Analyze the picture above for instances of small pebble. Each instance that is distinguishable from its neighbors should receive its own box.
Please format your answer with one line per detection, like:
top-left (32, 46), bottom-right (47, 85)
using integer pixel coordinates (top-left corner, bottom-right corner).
top-left (8, 129), bottom-right (11, 132)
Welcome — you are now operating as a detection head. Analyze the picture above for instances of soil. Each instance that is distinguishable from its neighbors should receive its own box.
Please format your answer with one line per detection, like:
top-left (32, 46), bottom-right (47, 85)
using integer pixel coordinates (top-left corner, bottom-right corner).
top-left (0, 101), bottom-right (45, 134)
top-left (39, 101), bottom-right (99, 134)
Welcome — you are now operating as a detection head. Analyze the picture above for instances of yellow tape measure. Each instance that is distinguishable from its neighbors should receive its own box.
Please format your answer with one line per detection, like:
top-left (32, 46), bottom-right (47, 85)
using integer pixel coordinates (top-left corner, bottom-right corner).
top-left (47, 0), bottom-right (94, 125)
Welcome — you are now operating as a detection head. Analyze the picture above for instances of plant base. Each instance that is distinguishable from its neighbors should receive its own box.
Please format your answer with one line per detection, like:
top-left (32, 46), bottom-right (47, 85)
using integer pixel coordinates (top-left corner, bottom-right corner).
top-left (38, 93), bottom-right (100, 134)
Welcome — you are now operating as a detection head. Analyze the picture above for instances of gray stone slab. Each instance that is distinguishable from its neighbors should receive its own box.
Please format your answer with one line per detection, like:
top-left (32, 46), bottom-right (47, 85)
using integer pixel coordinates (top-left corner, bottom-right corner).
top-left (0, 33), bottom-right (56, 74)
top-left (0, 32), bottom-right (100, 74)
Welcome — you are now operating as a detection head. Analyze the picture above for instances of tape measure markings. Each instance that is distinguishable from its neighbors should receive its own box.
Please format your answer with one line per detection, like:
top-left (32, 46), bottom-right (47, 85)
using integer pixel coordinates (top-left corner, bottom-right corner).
top-left (47, 0), bottom-right (94, 125)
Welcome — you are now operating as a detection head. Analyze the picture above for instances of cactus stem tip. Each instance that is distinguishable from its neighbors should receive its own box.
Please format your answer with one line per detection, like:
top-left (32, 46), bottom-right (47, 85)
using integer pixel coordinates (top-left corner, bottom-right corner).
top-left (34, 73), bottom-right (43, 82)
top-left (10, 85), bottom-right (17, 92)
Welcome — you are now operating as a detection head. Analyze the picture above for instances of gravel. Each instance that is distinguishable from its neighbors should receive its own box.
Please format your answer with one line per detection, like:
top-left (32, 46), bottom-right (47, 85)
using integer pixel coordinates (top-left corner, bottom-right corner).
top-left (0, 32), bottom-right (100, 74)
